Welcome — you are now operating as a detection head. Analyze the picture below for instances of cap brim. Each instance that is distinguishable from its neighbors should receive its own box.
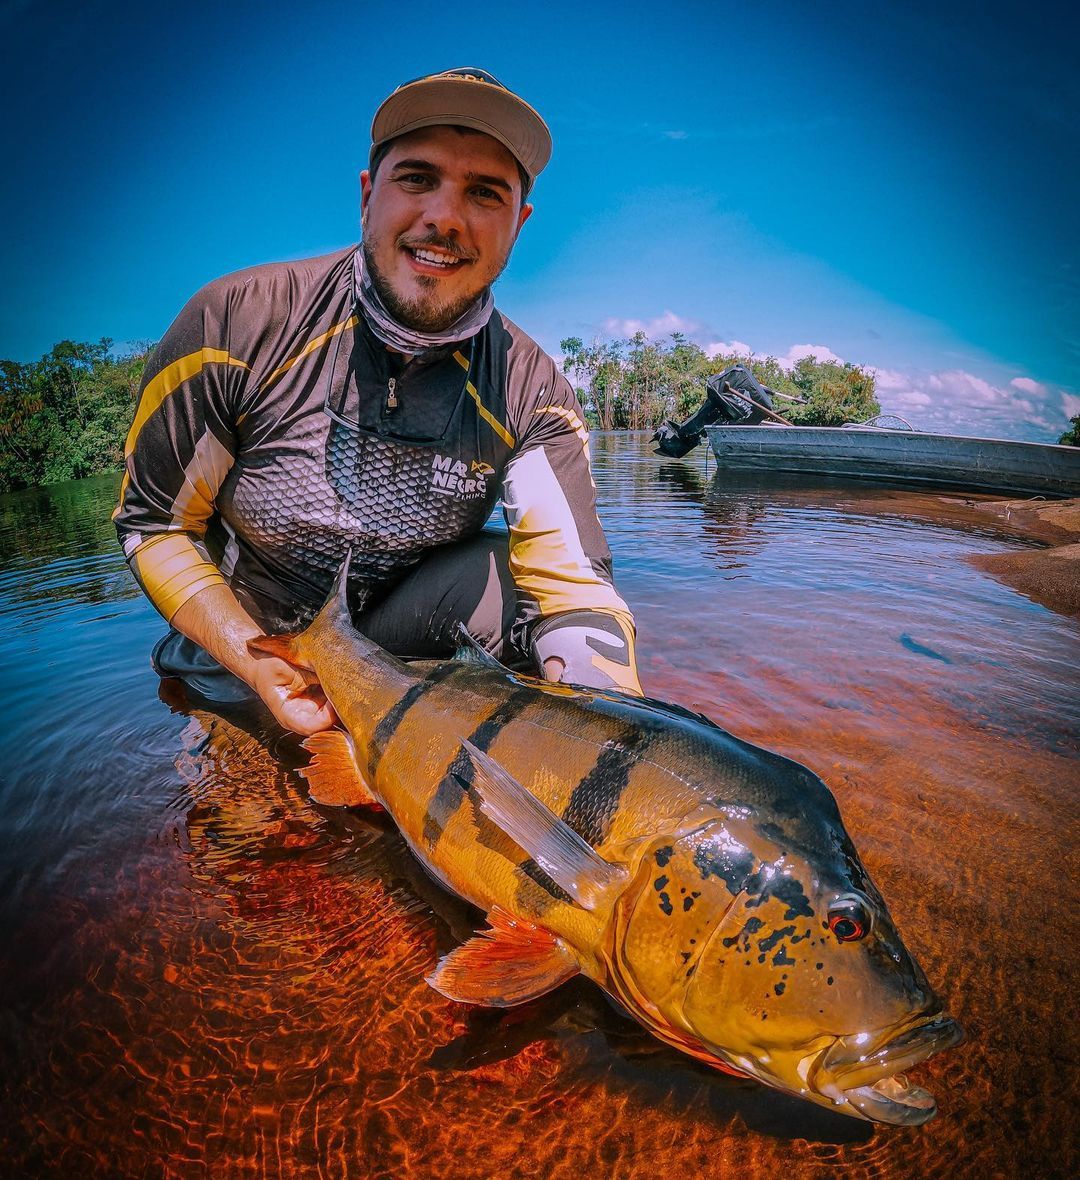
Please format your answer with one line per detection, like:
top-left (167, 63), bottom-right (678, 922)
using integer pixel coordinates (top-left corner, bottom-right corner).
top-left (371, 76), bottom-right (551, 183)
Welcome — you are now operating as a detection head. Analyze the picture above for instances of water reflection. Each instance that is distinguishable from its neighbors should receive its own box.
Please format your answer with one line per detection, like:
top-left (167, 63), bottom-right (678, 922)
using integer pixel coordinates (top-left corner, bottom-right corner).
top-left (1, 447), bottom-right (1078, 1178)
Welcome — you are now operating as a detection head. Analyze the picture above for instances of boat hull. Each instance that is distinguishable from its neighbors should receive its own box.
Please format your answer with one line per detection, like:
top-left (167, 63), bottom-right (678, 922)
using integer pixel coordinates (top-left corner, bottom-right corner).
top-left (703, 425), bottom-right (1080, 497)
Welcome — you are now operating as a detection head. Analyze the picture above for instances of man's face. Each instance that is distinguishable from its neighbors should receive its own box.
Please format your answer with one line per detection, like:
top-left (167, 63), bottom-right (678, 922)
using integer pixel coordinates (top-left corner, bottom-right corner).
top-left (360, 125), bottom-right (533, 333)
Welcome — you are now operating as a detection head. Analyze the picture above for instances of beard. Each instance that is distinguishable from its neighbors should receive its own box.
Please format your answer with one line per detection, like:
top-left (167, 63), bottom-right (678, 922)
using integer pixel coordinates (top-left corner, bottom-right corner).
top-left (360, 233), bottom-right (509, 334)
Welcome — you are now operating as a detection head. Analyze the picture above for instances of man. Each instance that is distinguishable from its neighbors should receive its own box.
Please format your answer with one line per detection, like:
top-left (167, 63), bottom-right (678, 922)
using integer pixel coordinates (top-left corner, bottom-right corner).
top-left (115, 67), bottom-right (641, 735)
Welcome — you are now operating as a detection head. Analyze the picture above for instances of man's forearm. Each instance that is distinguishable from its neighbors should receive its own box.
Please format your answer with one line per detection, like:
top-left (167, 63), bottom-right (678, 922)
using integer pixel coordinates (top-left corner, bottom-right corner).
top-left (170, 582), bottom-right (267, 691)
top-left (170, 582), bottom-right (336, 735)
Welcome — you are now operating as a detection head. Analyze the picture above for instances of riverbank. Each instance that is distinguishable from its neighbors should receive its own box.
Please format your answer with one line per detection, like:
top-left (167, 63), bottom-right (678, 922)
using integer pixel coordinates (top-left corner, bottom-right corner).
top-left (968, 497), bottom-right (1080, 618)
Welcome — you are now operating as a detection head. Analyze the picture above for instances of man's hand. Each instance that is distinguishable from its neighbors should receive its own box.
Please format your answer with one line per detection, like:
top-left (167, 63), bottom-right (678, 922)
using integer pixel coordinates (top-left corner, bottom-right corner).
top-left (171, 583), bottom-right (337, 736)
top-left (249, 654), bottom-right (338, 736)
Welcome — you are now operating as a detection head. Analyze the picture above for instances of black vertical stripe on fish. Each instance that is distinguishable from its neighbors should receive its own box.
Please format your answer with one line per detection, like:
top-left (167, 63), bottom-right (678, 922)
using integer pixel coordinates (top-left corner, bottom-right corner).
top-left (519, 858), bottom-right (574, 905)
top-left (518, 726), bottom-right (656, 915)
top-left (560, 726), bottom-right (656, 847)
top-left (369, 661), bottom-right (462, 777)
top-left (422, 686), bottom-right (536, 850)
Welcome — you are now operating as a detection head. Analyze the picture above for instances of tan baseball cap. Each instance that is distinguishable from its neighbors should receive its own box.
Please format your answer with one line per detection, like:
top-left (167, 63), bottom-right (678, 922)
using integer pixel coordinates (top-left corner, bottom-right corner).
top-left (370, 67), bottom-right (552, 187)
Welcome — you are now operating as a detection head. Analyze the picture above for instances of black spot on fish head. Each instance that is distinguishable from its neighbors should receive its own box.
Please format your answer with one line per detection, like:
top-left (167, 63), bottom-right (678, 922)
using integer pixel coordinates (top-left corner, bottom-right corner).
top-left (743, 870), bottom-right (815, 921)
top-left (658, 892), bottom-right (674, 916)
top-left (757, 925), bottom-right (795, 954)
top-left (772, 877), bottom-right (814, 920)
top-left (654, 845), bottom-right (674, 867)
top-left (654, 874), bottom-right (669, 892)
top-left (693, 834), bottom-right (755, 896)
top-left (682, 895), bottom-right (695, 912)
top-left (774, 982), bottom-right (786, 996)
top-left (772, 947), bottom-right (796, 967)
top-left (756, 821), bottom-right (787, 844)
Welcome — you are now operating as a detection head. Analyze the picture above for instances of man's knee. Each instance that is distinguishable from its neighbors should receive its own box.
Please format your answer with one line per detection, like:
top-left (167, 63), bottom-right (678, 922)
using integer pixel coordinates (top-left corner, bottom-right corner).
top-left (358, 530), bottom-right (518, 660)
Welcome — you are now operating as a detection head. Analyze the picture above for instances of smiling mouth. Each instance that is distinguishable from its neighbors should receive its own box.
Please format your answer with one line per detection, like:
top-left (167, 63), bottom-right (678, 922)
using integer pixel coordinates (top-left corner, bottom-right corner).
top-left (813, 1015), bottom-right (965, 1126)
top-left (404, 245), bottom-right (470, 273)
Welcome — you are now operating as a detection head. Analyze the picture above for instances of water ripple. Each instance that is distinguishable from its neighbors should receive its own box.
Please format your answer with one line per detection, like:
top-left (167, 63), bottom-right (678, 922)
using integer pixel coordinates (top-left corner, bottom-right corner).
top-left (1, 447), bottom-right (1077, 1178)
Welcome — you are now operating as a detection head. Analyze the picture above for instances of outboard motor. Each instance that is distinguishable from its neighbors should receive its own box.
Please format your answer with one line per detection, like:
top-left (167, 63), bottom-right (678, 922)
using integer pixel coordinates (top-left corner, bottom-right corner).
top-left (653, 365), bottom-right (776, 458)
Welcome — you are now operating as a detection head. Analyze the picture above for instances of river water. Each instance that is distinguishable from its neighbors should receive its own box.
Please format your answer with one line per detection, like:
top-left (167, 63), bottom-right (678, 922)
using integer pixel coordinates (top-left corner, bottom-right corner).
top-left (1, 434), bottom-right (1077, 1178)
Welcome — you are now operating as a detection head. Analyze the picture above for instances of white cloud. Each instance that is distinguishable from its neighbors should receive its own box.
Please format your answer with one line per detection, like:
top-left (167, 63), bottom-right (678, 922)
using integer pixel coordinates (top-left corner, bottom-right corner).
top-left (601, 310), bottom-right (702, 339)
top-left (869, 367), bottom-right (912, 391)
top-left (582, 312), bottom-right (1075, 440)
top-left (777, 343), bottom-right (845, 370)
top-left (704, 339), bottom-right (753, 359)
top-left (870, 367), bottom-right (1074, 441)
top-left (926, 369), bottom-right (1010, 407)
top-left (664, 130), bottom-right (688, 140)
top-left (889, 390), bottom-right (933, 408)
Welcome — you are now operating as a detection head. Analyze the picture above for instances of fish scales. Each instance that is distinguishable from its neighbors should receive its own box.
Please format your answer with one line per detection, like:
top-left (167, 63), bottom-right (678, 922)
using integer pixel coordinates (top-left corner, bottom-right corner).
top-left (253, 561), bottom-right (964, 1126)
top-left (368, 670), bottom-right (634, 941)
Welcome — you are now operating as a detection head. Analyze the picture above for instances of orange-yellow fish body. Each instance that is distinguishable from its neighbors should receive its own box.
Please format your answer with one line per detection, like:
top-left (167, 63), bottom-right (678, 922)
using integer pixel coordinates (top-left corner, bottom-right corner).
top-left (254, 566), bottom-right (962, 1125)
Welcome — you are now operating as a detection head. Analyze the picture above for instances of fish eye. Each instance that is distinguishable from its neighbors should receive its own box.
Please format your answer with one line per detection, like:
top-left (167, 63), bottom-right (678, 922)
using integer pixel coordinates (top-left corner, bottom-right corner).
top-left (827, 895), bottom-right (871, 942)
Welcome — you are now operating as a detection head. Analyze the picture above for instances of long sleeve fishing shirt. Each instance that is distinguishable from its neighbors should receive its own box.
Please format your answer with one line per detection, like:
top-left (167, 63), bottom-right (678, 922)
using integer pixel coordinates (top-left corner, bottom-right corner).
top-left (113, 245), bottom-right (640, 693)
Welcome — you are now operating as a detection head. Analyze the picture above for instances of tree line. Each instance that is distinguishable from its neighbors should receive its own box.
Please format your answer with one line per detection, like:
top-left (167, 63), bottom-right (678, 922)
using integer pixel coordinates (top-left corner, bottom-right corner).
top-left (0, 339), bottom-right (149, 493)
top-left (0, 335), bottom-right (1076, 493)
top-left (560, 332), bottom-right (882, 431)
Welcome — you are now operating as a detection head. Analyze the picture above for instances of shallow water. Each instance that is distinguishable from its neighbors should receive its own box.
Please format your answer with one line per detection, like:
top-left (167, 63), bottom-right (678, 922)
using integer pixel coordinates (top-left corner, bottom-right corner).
top-left (1, 436), bottom-right (1077, 1178)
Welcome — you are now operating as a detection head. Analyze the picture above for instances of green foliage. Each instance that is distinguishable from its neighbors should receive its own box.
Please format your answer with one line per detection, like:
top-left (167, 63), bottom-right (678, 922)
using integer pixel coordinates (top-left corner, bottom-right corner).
top-left (1, 330), bottom-right (886, 491)
top-left (561, 335), bottom-right (880, 431)
top-left (1058, 415), bottom-right (1080, 447)
top-left (0, 340), bottom-right (149, 492)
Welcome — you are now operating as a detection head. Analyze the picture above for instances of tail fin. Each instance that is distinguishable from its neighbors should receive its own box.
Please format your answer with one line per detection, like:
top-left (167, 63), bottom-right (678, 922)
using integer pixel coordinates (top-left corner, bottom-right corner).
top-left (245, 547), bottom-right (354, 670)
top-left (247, 633), bottom-right (302, 663)
top-left (313, 547), bottom-right (354, 633)
top-left (248, 550), bottom-right (371, 668)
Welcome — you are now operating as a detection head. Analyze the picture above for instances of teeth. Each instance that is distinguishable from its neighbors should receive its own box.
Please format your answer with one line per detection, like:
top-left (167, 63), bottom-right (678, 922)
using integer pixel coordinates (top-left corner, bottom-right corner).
top-left (412, 248), bottom-right (460, 267)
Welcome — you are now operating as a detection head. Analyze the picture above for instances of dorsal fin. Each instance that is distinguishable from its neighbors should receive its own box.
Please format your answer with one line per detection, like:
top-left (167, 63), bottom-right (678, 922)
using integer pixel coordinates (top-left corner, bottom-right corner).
top-left (604, 689), bottom-right (721, 730)
top-left (460, 738), bottom-right (628, 910)
top-left (453, 623), bottom-right (510, 671)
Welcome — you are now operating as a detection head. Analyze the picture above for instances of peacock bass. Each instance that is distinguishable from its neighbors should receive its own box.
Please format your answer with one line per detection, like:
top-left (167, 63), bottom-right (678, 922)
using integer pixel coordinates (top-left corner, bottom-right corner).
top-left (250, 560), bottom-right (963, 1125)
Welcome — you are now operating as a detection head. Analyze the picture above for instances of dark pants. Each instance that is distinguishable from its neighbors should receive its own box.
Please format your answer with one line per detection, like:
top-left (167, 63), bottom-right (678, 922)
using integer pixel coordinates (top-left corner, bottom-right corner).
top-left (152, 530), bottom-right (519, 704)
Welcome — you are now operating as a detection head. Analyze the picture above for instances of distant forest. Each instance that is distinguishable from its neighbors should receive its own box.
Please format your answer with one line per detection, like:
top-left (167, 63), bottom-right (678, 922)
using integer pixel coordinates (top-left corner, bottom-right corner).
top-left (1, 335), bottom-right (1076, 493)
top-left (561, 332), bottom-right (881, 430)
top-left (0, 340), bottom-right (150, 493)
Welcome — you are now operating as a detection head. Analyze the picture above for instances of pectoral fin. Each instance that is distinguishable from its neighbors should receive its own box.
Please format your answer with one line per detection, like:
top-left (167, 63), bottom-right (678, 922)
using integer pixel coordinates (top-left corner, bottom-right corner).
top-left (460, 738), bottom-right (628, 910)
top-left (300, 729), bottom-right (383, 810)
top-left (427, 905), bottom-right (579, 1007)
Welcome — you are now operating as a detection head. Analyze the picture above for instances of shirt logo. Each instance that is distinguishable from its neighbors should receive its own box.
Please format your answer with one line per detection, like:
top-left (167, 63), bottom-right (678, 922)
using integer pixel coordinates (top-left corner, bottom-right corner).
top-left (431, 453), bottom-right (490, 501)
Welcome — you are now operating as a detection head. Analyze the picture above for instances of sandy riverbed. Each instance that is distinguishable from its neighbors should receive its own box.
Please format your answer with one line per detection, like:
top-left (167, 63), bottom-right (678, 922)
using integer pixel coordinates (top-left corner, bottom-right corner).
top-left (968, 497), bottom-right (1080, 618)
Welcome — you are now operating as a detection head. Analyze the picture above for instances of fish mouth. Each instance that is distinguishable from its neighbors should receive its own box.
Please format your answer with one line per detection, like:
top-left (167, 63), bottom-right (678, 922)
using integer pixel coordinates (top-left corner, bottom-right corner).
top-left (811, 1015), bottom-right (965, 1126)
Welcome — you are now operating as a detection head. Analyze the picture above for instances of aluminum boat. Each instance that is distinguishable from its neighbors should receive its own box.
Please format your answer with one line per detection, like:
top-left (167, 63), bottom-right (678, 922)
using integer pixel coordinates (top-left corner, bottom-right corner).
top-left (702, 424), bottom-right (1080, 498)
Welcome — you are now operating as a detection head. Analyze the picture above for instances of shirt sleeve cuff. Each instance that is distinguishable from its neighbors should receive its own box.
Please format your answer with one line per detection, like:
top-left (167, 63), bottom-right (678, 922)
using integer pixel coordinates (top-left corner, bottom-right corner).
top-left (130, 532), bottom-right (226, 622)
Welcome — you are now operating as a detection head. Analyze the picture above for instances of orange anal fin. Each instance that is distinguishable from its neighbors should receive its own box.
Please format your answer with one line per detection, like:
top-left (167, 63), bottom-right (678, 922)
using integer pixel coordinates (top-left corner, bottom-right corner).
top-left (300, 729), bottom-right (383, 811)
top-left (427, 904), bottom-right (579, 1008)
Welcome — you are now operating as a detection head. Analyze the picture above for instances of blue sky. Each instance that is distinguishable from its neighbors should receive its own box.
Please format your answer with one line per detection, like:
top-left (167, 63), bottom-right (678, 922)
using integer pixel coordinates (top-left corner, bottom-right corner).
top-left (1, 0), bottom-right (1076, 440)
